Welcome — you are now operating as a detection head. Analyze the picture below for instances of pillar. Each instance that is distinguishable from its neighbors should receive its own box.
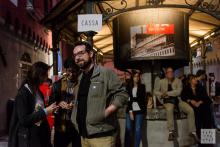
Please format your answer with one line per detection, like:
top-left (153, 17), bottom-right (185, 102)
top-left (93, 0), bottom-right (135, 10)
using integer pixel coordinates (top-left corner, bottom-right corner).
top-left (84, 0), bottom-right (98, 62)
top-left (52, 29), bottom-right (60, 75)
top-left (201, 40), bottom-right (207, 71)
top-left (189, 48), bottom-right (193, 74)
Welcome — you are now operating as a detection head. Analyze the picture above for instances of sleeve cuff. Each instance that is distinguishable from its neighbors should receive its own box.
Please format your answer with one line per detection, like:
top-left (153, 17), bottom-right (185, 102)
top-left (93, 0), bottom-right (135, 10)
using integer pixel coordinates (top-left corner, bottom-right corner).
top-left (43, 108), bottom-right (48, 115)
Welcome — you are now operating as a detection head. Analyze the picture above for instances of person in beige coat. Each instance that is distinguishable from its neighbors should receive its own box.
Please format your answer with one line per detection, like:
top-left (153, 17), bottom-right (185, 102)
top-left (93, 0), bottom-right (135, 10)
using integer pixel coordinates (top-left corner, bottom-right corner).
top-left (154, 67), bottom-right (198, 142)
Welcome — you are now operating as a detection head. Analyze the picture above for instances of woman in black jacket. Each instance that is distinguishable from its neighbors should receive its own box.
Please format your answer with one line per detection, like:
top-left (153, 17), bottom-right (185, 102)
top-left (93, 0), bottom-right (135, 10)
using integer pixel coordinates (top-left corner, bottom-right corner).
top-left (181, 74), bottom-right (213, 138)
top-left (8, 62), bottom-right (58, 147)
top-left (124, 70), bottom-right (146, 147)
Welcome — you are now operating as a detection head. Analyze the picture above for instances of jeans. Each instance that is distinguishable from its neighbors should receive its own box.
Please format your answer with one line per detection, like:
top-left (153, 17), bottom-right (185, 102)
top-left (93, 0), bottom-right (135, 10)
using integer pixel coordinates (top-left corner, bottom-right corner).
top-left (125, 113), bottom-right (144, 147)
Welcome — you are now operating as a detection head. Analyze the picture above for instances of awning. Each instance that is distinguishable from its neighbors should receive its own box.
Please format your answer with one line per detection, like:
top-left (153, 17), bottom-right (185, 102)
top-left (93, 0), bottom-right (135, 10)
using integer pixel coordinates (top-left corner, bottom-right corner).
top-left (41, 0), bottom-right (220, 55)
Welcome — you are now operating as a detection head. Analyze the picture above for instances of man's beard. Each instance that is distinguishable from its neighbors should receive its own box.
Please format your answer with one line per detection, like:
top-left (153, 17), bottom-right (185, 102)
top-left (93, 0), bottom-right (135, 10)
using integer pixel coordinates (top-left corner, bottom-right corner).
top-left (77, 58), bottom-right (92, 70)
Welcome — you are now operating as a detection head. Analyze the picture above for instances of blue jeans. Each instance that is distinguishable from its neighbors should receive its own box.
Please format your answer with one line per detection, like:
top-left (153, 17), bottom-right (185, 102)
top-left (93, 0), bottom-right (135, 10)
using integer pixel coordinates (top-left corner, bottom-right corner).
top-left (124, 113), bottom-right (144, 147)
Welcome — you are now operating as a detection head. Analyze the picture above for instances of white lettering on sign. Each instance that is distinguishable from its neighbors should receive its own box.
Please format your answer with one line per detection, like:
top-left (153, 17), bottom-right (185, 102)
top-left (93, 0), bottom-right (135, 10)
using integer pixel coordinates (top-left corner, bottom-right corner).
top-left (78, 14), bottom-right (102, 32)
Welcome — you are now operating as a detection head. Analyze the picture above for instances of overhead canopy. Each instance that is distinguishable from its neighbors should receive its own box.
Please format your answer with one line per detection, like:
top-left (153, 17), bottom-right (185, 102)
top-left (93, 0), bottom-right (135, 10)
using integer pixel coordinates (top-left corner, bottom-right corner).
top-left (41, 0), bottom-right (220, 55)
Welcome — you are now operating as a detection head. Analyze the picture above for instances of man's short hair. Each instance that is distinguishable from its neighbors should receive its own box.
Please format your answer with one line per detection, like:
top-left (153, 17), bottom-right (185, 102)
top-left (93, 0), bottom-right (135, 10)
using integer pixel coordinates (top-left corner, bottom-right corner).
top-left (165, 67), bottom-right (174, 73)
top-left (73, 41), bottom-right (93, 52)
top-left (209, 73), bottom-right (215, 77)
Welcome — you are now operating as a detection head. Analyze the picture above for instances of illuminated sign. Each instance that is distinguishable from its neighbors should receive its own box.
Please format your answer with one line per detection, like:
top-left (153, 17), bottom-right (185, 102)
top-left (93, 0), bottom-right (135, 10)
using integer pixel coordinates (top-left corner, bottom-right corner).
top-left (146, 24), bottom-right (174, 34)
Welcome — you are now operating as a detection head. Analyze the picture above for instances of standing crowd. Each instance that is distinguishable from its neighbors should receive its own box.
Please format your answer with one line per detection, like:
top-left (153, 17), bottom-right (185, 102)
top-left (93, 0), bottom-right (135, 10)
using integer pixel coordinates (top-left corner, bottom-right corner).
top-left (8, 41), bottom-right (220, 147)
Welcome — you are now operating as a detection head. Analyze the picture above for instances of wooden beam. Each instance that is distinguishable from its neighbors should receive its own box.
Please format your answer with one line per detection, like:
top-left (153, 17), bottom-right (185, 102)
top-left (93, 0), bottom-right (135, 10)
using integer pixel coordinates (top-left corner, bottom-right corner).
top-left (94, 34), bottom-right (112, 43)
top-left (99, 43), bottom-right (113, 50)
top-left (189, 33), bottom-right (202, 39)
top-left (190, 18), bottom-right (219, 27)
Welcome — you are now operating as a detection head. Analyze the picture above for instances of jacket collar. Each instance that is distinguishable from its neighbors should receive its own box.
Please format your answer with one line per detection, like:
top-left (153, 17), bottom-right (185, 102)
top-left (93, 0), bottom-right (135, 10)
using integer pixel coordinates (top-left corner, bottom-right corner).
top-left (78, 64), bottom-right (100, 81)
top-left (91, 64), bottom-right (100, 78)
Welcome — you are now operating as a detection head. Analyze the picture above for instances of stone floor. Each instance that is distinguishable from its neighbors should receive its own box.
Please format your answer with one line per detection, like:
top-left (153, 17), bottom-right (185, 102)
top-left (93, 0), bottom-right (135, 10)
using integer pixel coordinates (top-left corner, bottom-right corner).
top-left (1, 109), bottom-right (220, 147)
top-left (1, 127), bottom-right (219, 147)
top-left (0, 136), bottom-right (7, 147)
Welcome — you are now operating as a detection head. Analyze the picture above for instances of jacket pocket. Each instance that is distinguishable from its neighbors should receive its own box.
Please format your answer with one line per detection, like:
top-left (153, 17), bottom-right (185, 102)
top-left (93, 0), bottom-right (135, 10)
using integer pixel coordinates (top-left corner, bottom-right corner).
top-left (90, 81), bottom-right (104, 98)
top-left (89, 110), bottom-right (106, 125)
top-left (17, 127), bottom-right (29, 147)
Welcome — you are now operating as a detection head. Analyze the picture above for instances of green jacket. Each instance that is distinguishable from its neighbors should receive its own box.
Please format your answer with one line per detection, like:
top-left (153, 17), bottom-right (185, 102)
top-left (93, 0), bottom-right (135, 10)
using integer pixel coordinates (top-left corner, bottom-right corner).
top-left (71, 65), bottom-right (128, 136)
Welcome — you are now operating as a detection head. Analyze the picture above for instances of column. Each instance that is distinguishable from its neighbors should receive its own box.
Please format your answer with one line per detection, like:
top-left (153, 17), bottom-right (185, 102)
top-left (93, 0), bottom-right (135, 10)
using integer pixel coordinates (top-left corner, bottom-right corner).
top-left (52, 29), bottom-right (60, 75)
top-left (201, 40), bottom-right (207, 71)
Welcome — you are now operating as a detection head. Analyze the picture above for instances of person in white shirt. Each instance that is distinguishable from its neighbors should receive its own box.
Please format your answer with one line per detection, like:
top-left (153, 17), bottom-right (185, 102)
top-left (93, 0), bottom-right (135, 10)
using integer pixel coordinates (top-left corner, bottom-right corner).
top-left (124, 70), bottom-right (146, 147)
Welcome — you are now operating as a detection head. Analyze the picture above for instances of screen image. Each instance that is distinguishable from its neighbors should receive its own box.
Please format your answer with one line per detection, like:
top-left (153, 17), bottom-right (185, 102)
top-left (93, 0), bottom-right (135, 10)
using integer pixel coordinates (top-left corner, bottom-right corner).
top-left (130, 25), bottom-right (175, 58)
top-left (113, 9), bottom-right (189, 69)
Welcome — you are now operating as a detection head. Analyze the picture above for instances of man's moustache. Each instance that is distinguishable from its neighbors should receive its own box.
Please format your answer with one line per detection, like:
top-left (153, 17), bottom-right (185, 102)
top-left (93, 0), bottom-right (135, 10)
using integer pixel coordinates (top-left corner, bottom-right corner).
top-left (77, 59), bottom-right (84, 62)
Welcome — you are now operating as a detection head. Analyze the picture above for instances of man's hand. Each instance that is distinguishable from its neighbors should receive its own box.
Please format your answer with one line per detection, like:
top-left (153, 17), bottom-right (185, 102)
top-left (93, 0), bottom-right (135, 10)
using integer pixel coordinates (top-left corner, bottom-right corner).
top-left (104, 105), bottom-right (117, 118)
top-left (129, 111), bottom-right (134, 121)
top-left (161, 92), bottom-right (168, 99)
top-left (67, 102), bottom-right (74, 109)
top-left (196, 100), bottom-right (203, 107)
top-left (58, 101), bottom-right (69, 109)
top-left (190, 100), bottom-right (198, 107)
top-left (45, 102), bottom-right (59, 115)
top-left (190, 100), bottom-right (202, 108)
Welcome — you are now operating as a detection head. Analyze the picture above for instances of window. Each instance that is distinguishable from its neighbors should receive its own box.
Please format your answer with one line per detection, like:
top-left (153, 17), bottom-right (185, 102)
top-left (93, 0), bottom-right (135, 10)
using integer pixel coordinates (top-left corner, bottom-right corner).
top-left (26, 0), bottom-right (34, 11)
top-left (10, 0), bottom-right (18, 7)
top-left (20, 53), bottom-right (32, 81)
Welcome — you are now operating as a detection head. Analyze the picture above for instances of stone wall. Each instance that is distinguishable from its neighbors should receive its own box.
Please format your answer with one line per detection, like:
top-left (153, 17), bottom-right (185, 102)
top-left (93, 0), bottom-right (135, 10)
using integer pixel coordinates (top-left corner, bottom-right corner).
top-left (0, 28), bottom-right (51, 136)
top-left (192, 35), bottom-right (220, 81)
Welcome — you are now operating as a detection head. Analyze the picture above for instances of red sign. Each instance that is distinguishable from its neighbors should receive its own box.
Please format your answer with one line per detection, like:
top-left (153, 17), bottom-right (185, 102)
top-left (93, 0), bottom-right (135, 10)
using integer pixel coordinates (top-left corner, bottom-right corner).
top-left (146, 24), bottom-right (174, 34)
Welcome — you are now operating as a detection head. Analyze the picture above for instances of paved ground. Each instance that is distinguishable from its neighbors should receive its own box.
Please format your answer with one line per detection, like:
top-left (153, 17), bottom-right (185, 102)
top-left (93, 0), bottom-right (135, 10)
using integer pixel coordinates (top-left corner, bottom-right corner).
top-left (0, 136), bottom-right (7, 147)
top-left (1, 130), bottom-right (219, 147)
top-left (1, 111), bottom-right (220, 147)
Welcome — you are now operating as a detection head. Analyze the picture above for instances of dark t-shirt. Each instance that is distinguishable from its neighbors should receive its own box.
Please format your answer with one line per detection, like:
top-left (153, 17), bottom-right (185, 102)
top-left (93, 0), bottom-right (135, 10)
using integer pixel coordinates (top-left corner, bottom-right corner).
top-left (76, 67), bottom-right (94, 137)
top-left (164, 83), bottom-right (179, 105)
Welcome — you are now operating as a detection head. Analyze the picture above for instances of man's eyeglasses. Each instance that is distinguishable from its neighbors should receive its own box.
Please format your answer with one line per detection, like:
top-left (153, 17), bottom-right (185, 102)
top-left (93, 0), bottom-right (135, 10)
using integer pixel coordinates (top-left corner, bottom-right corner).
top-left (73, 50), bottom-right (87, 58)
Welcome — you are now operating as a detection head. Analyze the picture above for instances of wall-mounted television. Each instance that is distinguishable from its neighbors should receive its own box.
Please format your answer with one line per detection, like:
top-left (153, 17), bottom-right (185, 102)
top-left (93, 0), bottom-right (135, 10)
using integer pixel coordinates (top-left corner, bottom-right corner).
top-left (113, 9), bottom-right (189, 70)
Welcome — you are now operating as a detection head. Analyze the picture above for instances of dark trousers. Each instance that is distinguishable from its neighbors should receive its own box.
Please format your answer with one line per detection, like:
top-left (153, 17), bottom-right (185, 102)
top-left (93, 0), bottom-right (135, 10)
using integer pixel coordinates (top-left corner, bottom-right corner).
top-left (54, 125), bottom-right (81, 147)
top-left (194, 103), bottom-right (214, 138)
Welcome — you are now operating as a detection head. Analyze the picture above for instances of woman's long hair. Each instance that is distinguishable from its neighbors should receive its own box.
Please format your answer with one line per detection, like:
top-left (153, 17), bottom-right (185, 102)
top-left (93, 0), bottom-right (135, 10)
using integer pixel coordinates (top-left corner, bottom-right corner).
top-left (127, 70), bottom-right (142, 89)
top-left (186, 74), bottom-right (197, 87)
top-left (24, 61), bottom-right (50, 89)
